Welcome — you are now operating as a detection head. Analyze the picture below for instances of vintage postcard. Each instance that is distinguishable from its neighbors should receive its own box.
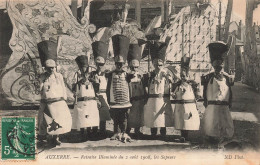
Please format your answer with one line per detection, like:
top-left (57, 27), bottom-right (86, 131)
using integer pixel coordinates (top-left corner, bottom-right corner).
top-left (0, 0), bottom-right (259, 164)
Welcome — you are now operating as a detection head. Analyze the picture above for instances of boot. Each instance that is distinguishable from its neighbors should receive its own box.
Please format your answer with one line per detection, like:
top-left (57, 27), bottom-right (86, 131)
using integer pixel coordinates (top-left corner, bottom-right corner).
top-left (91, 127), bottom-right (98, 138)
top-left (54, 136), bottom-right (61, 146)
top-left (160, 127), bottom-right (166, 136)
top-left (180, 130), bottom-right (188, 143)
top-left (37, 134), bottom-right (47, 143)
top-left (47, 135), bottom-right (60, 147)
top-left (151, 128), bottom-right (157, 136)
top-left (80, 128), bottom-right (88, 141)
top-left (126, 127), bottom-right (131, 134)
top-left (99, 121), bottom-right (107, 138)
top-left (134, 128), bottom-right (143, 139)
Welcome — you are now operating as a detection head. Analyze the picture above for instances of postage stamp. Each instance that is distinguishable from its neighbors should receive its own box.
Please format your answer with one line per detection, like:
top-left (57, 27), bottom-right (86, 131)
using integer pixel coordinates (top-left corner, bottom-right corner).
top-left (1, 117), bottom-right (36, 160)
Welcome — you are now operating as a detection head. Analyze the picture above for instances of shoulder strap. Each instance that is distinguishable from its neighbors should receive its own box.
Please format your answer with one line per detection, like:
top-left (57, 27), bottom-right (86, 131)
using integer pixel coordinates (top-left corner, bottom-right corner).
top-left (223, 73), bottom-right (233, 108)
top-left (172, 80), bottom-right (181, 93)
top-left (187, 80), bottom-right (200, 98)
top-left (201, 73), bottom-right (214, 107)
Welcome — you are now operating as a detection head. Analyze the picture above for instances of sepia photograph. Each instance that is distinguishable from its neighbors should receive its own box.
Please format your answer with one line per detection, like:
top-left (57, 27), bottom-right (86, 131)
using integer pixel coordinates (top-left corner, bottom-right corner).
top-left (0, 0), bottom-right (259, 164)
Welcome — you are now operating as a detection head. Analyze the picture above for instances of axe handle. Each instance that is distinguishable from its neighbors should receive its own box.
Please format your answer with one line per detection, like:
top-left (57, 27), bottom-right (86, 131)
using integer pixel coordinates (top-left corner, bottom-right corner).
top-left (74, 74), bottom-right (78, 106)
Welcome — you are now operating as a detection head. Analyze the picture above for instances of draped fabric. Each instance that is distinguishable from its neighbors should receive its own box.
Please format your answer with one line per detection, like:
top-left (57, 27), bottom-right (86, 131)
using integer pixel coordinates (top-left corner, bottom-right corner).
top-left (1, 0), bottom-right (93, 104)
top-left (6, 0), bottom-right (92, 68)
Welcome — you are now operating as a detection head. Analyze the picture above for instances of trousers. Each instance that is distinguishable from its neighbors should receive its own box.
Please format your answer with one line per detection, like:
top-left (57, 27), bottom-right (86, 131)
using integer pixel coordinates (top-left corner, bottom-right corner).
top-left (151, 127), bottom-right (166, 136)
top-left (109, 108), bottom-right (129, 133)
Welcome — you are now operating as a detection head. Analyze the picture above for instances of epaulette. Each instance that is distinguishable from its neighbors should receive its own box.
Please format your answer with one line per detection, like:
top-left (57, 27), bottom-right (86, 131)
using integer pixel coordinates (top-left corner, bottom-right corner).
top-left (137, 73), bottom-right (142, 79)
top-left (187, 80), bottom-right (197, 85)
top-left (187, 80), bottom-right (200, 95)
top-left (172, 80), bottom-right (182, 92)
top-left (223, 72), bottom-right (235, 86)
top-left (201, 72), bottom-right (214, 86)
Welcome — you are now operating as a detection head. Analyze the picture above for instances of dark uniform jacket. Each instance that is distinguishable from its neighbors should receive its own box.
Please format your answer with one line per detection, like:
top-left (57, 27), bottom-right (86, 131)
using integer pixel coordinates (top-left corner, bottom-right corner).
top-left (105, 70), bottom-right (131, 105)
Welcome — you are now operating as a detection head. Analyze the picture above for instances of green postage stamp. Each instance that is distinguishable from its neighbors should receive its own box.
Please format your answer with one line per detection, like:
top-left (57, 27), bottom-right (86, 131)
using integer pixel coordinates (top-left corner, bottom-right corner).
top-left (1, 117), bottom-right (36, 160)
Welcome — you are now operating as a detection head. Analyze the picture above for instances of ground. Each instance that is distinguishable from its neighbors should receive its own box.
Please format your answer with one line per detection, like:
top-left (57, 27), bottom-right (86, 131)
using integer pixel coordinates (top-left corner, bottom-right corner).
top-left (1, 82), bottom-right (260, 153)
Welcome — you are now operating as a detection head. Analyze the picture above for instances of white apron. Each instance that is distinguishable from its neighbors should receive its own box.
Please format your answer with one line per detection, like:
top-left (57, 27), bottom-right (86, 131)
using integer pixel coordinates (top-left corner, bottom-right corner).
top-left (40, 73), bottom-right (72, 135)
top-left (172, 83), bottom-right (200, 130)
top-left (128, 73), bottom-right (145, 128)
top-left (144, 72), bottom-right (174, 128)
top-left (96, 74), bottom-right (111, 121)
top-left (72, 81), bottom-right (100, 129)
top-left (203, 77), bottom-right (234, 138)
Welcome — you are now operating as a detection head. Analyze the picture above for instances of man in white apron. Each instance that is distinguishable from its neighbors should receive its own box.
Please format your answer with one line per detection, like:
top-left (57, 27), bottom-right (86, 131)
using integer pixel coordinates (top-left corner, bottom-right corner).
top-left (201, 41), bottom-right (235, 146)
top-left (143, 41), bottom-right (174, 137)
top-left (171, 57), bottom-right (200, 143)
top-left (125, 43), bottom-right (146, 138)
top-left (90, 41), bottom-right (111, 138)
top-left (37, 40), bottom-right (72, 147)
top-left (106, 34), bottom-right (132, 142)
top-left (72, 55), bottom-right (100, 140)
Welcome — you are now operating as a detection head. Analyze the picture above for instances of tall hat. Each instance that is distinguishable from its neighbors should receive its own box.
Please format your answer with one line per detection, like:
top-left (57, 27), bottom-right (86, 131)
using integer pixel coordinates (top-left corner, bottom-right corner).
top-left (181, 56), bottom-right (191, 70)
top-left (150, 41), bottom-right (167, 62)
top-left (92, 41), bottom-right (109, 64)
top-left (127, 42), bottom-right (144, 67)
top-left (208, 41), bottom-right (229, 63)
top-left (75, 55), bottom-right (88, 68)
top-left (112, 34), bottom-right (130, 63)
top-left (37, 40), bottom-right (58, 67)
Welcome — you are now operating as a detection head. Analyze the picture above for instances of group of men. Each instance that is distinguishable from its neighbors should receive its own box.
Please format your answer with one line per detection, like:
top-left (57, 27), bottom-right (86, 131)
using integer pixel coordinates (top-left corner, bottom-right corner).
top-left (37, 33), bottom-right (235, 147)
